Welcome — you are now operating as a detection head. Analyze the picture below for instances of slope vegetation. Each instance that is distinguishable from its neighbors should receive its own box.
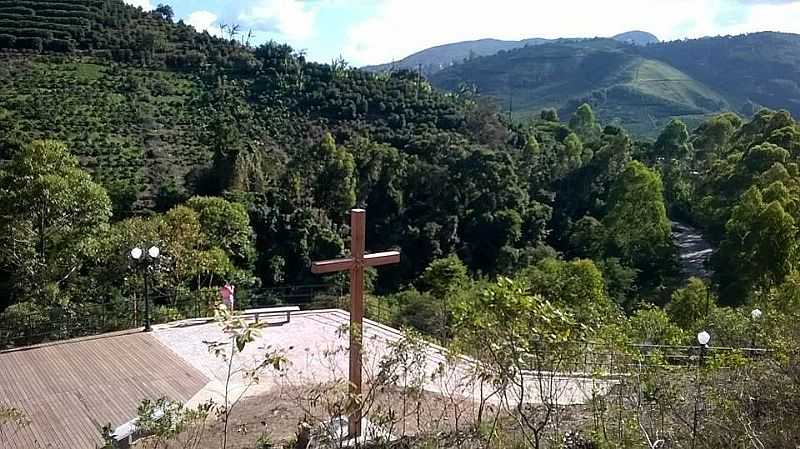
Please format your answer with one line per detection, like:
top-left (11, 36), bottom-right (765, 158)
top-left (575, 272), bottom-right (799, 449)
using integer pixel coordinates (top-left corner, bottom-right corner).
top-left (430, 38), bottom-right (729, 135)
top-left (641, 32), bottom-right (800, 117)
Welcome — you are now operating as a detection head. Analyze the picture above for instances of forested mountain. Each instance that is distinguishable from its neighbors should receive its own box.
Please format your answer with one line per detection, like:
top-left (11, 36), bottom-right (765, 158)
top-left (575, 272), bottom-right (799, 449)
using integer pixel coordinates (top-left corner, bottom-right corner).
top-left (361, 30), bottom-right (659, 76)
top-left (2, 0), bottom-right (631, 313)
top-left (2, 0), bottom-right (800, 378)
top-left (429, 32), bottom-right (800, 136)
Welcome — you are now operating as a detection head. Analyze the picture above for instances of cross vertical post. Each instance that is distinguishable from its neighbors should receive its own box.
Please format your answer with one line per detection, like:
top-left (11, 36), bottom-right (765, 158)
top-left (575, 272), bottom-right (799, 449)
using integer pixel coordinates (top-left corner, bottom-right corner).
top-left (348, 209), bottom-right (365, 438)
top-left (311, 209), bottom-right (400, 439)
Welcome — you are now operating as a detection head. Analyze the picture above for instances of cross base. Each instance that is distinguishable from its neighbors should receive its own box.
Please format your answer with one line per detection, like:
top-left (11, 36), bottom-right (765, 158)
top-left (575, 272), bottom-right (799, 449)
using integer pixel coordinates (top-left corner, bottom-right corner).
top-left (323, 416), bottom-right (397, 447)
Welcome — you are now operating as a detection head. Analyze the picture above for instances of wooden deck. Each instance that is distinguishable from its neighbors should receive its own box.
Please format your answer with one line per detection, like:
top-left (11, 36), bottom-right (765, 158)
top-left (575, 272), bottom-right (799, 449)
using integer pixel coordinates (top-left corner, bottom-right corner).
top-left (0, 331), bottom-right (208, 449)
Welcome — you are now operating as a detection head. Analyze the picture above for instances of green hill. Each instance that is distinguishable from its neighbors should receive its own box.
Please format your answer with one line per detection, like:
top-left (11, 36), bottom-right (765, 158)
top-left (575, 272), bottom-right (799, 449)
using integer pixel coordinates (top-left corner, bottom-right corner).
top-left (429, 38), bottom-right (729, 135)
top-left (362, 31), bottom-right (660, 76)
top-left (640, 32), bottom-right (800, 116)
top-left (429, 32), bottom-right (800, 136)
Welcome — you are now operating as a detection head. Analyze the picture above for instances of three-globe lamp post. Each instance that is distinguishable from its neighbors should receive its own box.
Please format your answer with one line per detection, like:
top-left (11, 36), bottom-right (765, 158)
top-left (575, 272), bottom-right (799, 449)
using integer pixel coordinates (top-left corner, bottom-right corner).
top-left (130, 245), bottom-right (161, 332)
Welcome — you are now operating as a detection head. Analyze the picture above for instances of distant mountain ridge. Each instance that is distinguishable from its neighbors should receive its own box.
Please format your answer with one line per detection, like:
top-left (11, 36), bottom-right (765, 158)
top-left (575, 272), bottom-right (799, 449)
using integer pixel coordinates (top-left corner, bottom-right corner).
top-left (362, 30), bottom-right (660, 75)
top-left (426, 32), bottom-right (800, 136)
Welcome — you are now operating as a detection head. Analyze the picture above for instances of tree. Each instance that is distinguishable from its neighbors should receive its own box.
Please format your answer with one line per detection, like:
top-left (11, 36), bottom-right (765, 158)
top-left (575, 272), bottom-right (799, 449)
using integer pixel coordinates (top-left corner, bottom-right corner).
top-left (716, 186), bottom-right (797, 302)
top-left (0, 140), bottom-right (111, 303)
top-left (603, 161), bottom-right (674, 282)
top-left (414, 255), bottom-right (470, 339)
top-left (627, 304), bottom-right (684, 346)
top-left (315, 133), bottom-right (356, 217)
top-left (451, 277), bottom-right (580, 449)
top-left (186, 196), bottom-right (256, 267)
top-left (666, 277), bottom-right (714, 331)
top-left (540, 108), bottom-right (559, 122)
top-left (569, 103), bottom-right (601, 142)
top-left (416, 254), bottom-right (469, 300)
top-left (154, 4), bottom-right (174, 22)
top-left (692, 112), bottom-right (741, 159)
top-left (561, 132), bottom-right (585, 172)
top-left (567, 216), bottom-right (605, 259)
top-left (519, 257), bottom-right (616, 326)
top-left (652, 118), bottom-right (692, 161)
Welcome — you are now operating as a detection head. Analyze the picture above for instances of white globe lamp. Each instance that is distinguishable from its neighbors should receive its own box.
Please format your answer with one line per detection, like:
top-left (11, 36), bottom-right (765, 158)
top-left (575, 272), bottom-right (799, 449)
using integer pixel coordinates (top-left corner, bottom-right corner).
top-left (130, 247), bottom-right (143, 260)
top-left (697, 331), bottom-right (710, 346)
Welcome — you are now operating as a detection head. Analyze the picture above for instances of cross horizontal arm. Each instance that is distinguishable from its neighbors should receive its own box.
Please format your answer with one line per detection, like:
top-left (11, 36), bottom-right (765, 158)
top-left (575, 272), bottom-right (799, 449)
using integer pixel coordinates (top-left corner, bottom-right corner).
top-left (311, 257), bottom-right (355, 274)
top-left (363, 251), bottom-right (401, 267)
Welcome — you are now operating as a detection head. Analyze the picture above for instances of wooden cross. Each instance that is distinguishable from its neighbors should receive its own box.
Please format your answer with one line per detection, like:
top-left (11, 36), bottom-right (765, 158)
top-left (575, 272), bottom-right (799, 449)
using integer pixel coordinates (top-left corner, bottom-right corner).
top-left (311, 209), bottom-right (400, 437)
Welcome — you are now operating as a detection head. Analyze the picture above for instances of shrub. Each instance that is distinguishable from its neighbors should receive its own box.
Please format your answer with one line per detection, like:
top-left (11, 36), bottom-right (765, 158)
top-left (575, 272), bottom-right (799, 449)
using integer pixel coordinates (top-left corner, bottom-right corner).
top-left (0, 33), bottom-right (14, 48)
top-left (0, 19), bottom-right (78, 34)
top-left (14, 36), bottom-right (42, 51)
top-left (0, 27), bottom-right (52, 39)
top-left (43, 38), bottom-right (74, 52)
top-left (0, 6), bottom-right (34, 15)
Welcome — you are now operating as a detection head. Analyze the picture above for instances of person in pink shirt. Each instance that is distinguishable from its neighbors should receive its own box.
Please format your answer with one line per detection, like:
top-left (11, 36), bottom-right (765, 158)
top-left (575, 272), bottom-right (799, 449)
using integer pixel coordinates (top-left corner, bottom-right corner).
top-left (220, 283), bottom-right (235, 311)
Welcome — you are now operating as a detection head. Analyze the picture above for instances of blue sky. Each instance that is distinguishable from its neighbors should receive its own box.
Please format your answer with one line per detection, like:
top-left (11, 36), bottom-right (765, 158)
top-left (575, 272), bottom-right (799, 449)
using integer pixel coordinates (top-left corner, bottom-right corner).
top-left (125, 0), bottom-right (800, 66)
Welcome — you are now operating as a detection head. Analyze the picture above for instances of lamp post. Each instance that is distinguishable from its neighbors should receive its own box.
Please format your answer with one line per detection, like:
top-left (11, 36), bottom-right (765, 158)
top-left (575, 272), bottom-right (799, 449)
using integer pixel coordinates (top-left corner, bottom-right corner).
top-left (750, 308), bottom-right (762, 349)
top-left (130, 245), bottom-right (161, 332)
top-left (692, 330), bottom-right (710, 449)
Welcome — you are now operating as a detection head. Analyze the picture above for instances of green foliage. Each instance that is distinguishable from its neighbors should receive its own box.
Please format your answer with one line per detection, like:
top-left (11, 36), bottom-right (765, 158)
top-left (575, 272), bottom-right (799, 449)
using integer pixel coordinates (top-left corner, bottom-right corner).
top-left (569, 103), bottom-right (602, 142)
top-left (652, 118), bottom-right (692, 161)
top-left (133, 397), bottom-right (211, 448)
top-left (452, 276), bottom-right (580, 354)
top-left (416, 254), bottom-right (468, 300)
top-left (385, 288), bottom-right (441, 337)
top-left (519, 257), bottom-right (617, 327)
top-left (597, 257), bottom-right (638, 312)
top-left (704, 306), bottom-right (752, 348)
top-left (186, 196), bottom-right (256, 267)
top-left (314, 133), bottom-right (356, 216)
top-left (665, 277), bottom-right (713, 331)
top-left (627, 304), bottom-right (684, 345)
top-left (0, 140), bottom-right (111, 304)
top-left (716, 186), bottom-right (798, 302)
top-left (603, 161), bottom-right (675, 283)
top-left (568, 216), bottom-right (605, 259)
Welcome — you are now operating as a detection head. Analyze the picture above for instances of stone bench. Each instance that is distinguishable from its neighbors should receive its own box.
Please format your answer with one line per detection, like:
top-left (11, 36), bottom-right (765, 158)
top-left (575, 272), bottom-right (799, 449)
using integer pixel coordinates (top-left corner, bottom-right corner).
top-left (236, 306), bottom-right (300, 324)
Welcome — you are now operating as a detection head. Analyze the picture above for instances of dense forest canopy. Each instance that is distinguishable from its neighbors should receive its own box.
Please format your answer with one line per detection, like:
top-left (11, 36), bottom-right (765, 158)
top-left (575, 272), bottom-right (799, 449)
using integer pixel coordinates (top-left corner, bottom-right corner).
top-left (0, 0), bottom-right (798, 328)
top-left (0, 1), bottom-right (792, 338)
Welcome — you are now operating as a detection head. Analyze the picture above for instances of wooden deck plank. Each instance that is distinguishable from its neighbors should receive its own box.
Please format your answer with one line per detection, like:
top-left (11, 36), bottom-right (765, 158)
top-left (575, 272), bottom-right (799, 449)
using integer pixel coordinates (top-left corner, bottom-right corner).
top-left (0, 332), bottom-right (208, 449)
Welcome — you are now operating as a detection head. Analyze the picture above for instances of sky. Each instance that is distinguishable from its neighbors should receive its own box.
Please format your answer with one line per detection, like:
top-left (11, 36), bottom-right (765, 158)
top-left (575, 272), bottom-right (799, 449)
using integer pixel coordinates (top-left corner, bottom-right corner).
top-left (123, 0), bottom-right (800, 66)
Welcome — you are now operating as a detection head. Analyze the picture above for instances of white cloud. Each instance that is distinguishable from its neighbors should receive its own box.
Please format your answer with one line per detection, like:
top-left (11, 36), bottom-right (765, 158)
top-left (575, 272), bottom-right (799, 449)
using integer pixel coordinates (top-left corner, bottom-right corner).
top-left (185, 10), bottom-right (222, 36)
top-left (343, 0), bottom-right (800, 66)
top-left (124, 0), bottom-right (153, 11)
top-left (238, 0), bottom-right (320, 41)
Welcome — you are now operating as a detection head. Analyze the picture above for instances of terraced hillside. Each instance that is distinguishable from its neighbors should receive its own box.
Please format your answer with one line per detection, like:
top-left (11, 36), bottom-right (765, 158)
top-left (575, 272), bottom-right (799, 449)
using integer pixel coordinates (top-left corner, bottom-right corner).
top-left (0, 0), bottom-right (253, 69)
top-left (0, 56), bottom-right (210, 211)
